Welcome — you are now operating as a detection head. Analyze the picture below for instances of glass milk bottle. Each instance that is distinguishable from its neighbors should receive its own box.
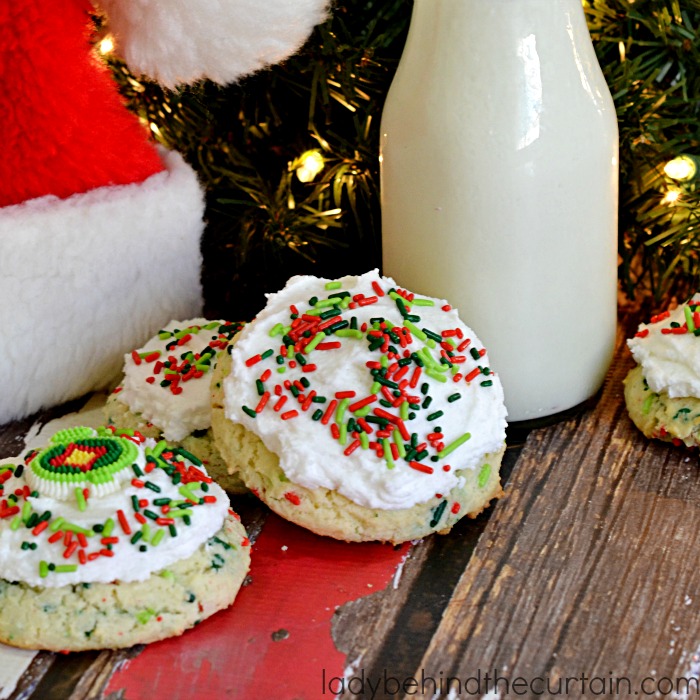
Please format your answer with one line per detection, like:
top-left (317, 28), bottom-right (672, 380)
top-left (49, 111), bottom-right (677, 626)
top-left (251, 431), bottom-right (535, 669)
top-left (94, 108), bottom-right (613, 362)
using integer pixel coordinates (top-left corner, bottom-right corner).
top-left (380, 0), bottom-right (618, 424)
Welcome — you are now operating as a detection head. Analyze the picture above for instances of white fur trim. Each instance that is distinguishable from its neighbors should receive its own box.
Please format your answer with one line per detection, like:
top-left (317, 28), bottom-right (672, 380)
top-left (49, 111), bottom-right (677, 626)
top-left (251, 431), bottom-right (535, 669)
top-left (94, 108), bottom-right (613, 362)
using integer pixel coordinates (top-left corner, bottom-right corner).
top-left (96, 0), bottom-right (330, 88)
top-left (0, 149), bottom-right (204, 424)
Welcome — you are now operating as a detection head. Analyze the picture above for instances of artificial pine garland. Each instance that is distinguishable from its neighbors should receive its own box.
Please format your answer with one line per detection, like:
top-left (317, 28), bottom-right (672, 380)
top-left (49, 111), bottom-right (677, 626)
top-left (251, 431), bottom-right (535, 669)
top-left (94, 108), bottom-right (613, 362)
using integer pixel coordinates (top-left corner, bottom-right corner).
top-left (105, 0), bottom-right (699, 319)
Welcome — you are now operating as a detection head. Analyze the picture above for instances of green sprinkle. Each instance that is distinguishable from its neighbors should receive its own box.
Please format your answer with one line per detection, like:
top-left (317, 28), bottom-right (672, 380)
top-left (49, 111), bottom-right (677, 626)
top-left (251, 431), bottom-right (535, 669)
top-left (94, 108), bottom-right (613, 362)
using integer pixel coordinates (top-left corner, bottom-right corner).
top-left (430, 500), bottom-right (448, 528)
top-left (145, 481), bottom-right (161, 493)
top-left (269, 323), bottom-right (285, 337)
top-left (39, 561), bottom-right (50, 578)
top-left (412, 297), bottom-right (435, 307)
top-left (168, 509), bottom-right (194, 519)
top-left (382, 439), bottom-right (395, 469)
top-left (130, 531), bottom-right (143, 545)
top-left (425, 368), bottom-right (448, 383)
top-left (334, 328), bottom-right (363, 339)
top-left (160, 570), bottom-right (175, 580)
top-left (359, 432), bottom-right (370, 450)
top-left (480, 380), bottom-right (493, 387)
top-left (393, 429), bottom-right (407, 458)
top-left (242, 405), bottom-right (257, 418)
top-left (642, 393), bottom-right (655, 415)
top-left (338, 422), bottom-right (348, 446)
top-left (438, 432), bottom-right (472, 459)
top-left (404, 320), bottom-right (427, 341)
top-left (103, 518), bottom-right (115, 537)
top-left (136, 608), bottom-right (157, 625)
top-left (478, 463), bottom-right (491, 488)
top-left (448, 393), bottom-right (462, 402)
top-left (335, 398), bottom-right (350, 424)
top-left (151, 529), bottom-right (166, 546)
top-left (304, 332), bottom-right (325, 353)
top-left (312, 409), bottom-right (324, 421)
top-left (325, 281), bottom-right (342, 290)
top-left (49, 517), bottom-right (65, 532)
top-left (53, 564), bottom-right (79, 574)
top-left (10, 515), bottom-right (21, 531)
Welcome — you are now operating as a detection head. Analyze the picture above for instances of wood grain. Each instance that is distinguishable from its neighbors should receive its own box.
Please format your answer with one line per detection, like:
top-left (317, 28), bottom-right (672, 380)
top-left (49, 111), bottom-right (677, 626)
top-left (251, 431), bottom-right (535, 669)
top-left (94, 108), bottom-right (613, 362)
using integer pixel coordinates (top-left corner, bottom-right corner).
top-left (415, 316), bottom-right (700, 697)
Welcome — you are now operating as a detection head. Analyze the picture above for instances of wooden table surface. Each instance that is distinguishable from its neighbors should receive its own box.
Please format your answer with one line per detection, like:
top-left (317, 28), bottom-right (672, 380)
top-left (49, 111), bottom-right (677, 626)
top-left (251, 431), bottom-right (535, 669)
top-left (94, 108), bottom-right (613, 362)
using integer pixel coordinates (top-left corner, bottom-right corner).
top-left (3, 311), bottom-right (700, 700)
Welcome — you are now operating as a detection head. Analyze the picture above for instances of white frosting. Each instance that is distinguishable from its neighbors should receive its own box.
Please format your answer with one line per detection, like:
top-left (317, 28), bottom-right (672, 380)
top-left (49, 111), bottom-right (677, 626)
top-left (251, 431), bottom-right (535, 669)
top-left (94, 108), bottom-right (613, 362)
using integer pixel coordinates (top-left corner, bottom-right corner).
top-left (0, 432), bottom-right (229, 588)
top-left (223, 270), bottom-right (507, 511)
top-left (628, 295), bottom-right (700, 398)
top-left (118, 318), bottom-right (240, 441)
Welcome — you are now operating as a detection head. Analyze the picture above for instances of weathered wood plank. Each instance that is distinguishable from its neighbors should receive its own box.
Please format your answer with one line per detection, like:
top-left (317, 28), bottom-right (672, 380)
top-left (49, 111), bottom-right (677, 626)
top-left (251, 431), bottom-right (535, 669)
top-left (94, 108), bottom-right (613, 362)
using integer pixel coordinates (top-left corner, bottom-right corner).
top-left (415, 315), bottom-right (700, 697)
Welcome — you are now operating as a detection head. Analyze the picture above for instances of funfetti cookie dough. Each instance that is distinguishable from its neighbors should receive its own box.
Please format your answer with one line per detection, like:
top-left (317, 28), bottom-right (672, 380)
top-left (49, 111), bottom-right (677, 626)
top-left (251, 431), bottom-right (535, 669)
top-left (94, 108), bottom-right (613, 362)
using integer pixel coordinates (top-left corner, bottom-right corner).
top-left (212, 270), bottom-right (507, 544)
top-left (105, 319), bottom-right (247, 493)
top-left (625, 295), bottom-right (700, 447)
top-left (0, 426), bottom-right (250, 651)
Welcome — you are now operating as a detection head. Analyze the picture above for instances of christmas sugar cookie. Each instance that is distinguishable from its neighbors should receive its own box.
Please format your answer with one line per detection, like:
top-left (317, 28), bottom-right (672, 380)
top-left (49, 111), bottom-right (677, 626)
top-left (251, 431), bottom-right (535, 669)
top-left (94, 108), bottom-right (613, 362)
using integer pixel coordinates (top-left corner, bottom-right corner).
top-left (0, 427), bottom-right (251, 651)
top-left (211, 270), bottom-right (507, 544)
top-left (105, 319), bottom-right (247, 493)
top-left (625, 295), bottom-right (700, 447)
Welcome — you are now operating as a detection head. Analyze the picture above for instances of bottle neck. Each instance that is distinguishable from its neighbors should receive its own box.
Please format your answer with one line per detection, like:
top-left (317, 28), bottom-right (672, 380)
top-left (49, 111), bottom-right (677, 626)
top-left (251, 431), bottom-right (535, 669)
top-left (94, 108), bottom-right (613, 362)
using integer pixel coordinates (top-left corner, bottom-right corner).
top-left (405, 0), bottom-right (592, 56)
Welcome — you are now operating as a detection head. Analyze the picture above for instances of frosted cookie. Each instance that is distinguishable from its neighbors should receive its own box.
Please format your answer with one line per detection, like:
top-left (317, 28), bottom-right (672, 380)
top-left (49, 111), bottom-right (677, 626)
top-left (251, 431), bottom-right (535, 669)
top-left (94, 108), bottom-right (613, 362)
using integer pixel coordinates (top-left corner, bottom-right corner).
top-left (212, 270), bottom-right (507, 544)
top-left (625, 296), bottom-right (700, 447)
top-left (105, 319), bottom-right (247, 493)
top-left (0, 426), bottom-right (251, 651)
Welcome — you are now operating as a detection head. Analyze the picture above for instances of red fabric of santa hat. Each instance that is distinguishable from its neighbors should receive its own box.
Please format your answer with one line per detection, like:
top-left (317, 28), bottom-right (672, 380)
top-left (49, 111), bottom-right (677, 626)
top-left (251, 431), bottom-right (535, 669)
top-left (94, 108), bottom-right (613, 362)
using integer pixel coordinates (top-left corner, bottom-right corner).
top-left (0, 0), bottom-right (203, 423)
top-left (0, 0), bottom-right (165, 206)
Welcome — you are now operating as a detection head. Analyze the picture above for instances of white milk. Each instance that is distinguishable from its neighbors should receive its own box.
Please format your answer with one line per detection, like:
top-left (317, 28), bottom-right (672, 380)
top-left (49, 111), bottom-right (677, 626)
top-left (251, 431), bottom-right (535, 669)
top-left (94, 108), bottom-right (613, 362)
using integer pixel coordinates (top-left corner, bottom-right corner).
top-left (380, 0), bottom-right (619, 423)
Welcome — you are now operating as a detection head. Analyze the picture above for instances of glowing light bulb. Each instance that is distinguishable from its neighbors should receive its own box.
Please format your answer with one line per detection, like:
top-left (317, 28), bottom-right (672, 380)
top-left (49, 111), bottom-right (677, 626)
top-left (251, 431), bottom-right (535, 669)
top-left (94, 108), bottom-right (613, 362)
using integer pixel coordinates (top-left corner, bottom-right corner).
top-left (296, 151), bottom-right (325, 183)
top-left (662, 188), bottom-right (682, 204)
top-left (99, 36), bottom-right (115, 55)
top-left (618, 41), bottom-right (626, 62)
top-left (664, 155), bottom-right (697, 182)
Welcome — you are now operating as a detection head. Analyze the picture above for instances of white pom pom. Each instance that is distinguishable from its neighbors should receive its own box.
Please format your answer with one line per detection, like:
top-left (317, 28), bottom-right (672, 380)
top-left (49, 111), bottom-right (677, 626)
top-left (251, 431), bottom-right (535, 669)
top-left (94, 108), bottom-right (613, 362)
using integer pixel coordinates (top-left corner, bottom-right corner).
top-left (97, 0), bottom-right (330, 88)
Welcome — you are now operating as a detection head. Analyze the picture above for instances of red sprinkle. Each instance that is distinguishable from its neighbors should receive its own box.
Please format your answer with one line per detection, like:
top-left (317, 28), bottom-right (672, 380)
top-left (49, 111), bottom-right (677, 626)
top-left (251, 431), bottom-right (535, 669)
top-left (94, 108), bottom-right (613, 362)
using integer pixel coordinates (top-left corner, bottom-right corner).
top-left (255, 392), bottom-right (271, 413)
top-left (465, 367), bottom-right (482, 383)
top-left (634, 329), bottom-right (650, 338)
top-left (372, 280), bottom-right (385, 297)
top-left (32, 520), bottom-right (49, 536)
top-left (245, 354), bottom-right (263, 367)
top-left (281, 410), bottom-right (299, 420)
top-left (322, 399), bottom-right (338, 425)
top-left (409, 461), bottom-right (434, 474)
top-left (348, 395), bottom-right (377, 412)
top-left (131, 350), bottom-right (142, 365)
top-left (343, 440), bottom-right (362, 456)
top-left (451, 503), bottom-right (461, 514)
top-left (284, 492), bottom-right (301, 506)
top-left (335, 390), bottom-right (356, 399)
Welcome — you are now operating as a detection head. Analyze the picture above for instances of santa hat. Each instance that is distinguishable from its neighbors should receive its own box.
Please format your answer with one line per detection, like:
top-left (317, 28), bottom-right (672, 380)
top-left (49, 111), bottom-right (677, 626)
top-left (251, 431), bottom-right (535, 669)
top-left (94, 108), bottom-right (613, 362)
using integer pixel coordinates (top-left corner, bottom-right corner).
top-left (0, 0), bottom-right (330, 424)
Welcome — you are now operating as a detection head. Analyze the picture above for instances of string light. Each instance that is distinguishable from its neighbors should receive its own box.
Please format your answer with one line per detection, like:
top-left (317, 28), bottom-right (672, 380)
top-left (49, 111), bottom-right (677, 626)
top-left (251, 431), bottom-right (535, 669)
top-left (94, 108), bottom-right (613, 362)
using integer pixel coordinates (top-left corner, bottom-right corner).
top-left (662, 188), bottom-right (682, 205)
top-left (295, 150), bottom-right (325, 183)
top-left (664, 155), bottom-right (697, 182)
